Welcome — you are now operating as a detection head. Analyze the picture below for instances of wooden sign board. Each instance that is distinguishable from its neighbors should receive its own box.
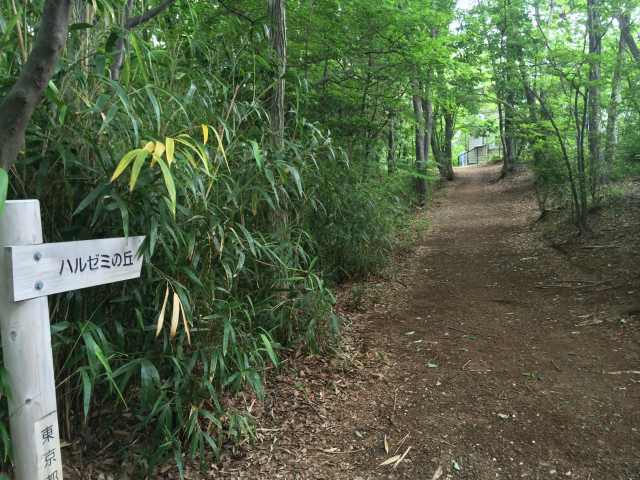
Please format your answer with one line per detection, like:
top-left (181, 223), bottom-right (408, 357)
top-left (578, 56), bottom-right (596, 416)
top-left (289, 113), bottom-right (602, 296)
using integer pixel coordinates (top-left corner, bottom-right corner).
top-left (7, 236), bottom-right (144, 301)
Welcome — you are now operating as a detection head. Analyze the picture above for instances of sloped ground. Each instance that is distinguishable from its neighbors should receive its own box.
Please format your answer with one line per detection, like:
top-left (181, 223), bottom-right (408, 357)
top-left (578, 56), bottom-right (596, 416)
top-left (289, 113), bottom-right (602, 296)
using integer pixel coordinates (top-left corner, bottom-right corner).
top-left (205, 164), bottom-right (639, 480)
top-left (69, 164), bottom-right (640, 479)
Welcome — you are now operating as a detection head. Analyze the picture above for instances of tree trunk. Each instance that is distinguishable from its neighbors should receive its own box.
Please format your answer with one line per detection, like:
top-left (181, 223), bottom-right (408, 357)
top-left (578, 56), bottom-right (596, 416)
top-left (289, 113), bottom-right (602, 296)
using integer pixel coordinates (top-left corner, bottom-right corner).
top-left (618, 13), bottom-right (640, 63)
top-left (268, 0), bottom-right (287, 149)
top-left (110, 0), bottom-right (134, 81)
top-left (442, 111), bottom-right (455, 181)
top-left (502, 96), bottom-right (516, 176)
top-left (412, 79), bottom-right (427, 206)
top-left (423, 94), bottom-right (434, 179)
top-left (604, 27), bottom-right (624, 177)
top-left (387, 111), bottom-right (397, 175)
top-left (587, 0), bottom-right (602, 201)
top-left (0, 0), bottom-right (72, 171)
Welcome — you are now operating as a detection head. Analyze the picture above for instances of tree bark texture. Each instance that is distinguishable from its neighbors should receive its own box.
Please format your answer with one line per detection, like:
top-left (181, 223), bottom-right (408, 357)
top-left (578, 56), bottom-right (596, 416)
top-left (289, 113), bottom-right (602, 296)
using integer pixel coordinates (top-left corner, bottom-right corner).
top-left (387, 111), bottom-right (397, 175)
top-left (604, 28), bottom-right (624, 176)
top-left (587, 0), bottom-right (602, 200)
top-left (412, 79), bottom-right (427, 206)
top-left (423, 94), bottom-right (435, 178)
top-left (268, 0), bottom-right (287, 149)
top-left (618, 14), bottom-right (640, 63)
top-left (0, 0), bottom-right (72, 171)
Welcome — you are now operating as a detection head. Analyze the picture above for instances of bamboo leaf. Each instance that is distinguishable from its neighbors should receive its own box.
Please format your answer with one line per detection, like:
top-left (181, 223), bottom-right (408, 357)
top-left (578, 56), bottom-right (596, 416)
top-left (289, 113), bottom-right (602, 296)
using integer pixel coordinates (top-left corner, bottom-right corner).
top-left (129, 149), bottom-right (149, 191)
top-left (211, 127), bottom-right (229, 171)
top-left (260, 333), bottom-right (278, 366)
top-left (155, 285), bottom-right (170, 337)
top-left (287, 164), bottom-right (304, 197)
top-left (165, 137), bottom-right (175, 164)
top-left (250, 140), bottom-right (263, 170)
top-left (202, 124), bottom-right (209, 144)
top-left (179, 297), bottom-right (191, 346)
top-left (73, 184), bottom-right (108, 217)
top-left (157, 158), bottom-right (177, 215)
top-left (170, 292), bottom-right (180, 338)
top-left (111, 149), bottom-right (143, 182)
top-left (153, 141), bottom-right (166, 158)
top-left (80, 368), bottom-right (92, 420)
top-left (145, 85), bottom-right (161, 134)
top-left (0, 168), bottom-right (8, 218)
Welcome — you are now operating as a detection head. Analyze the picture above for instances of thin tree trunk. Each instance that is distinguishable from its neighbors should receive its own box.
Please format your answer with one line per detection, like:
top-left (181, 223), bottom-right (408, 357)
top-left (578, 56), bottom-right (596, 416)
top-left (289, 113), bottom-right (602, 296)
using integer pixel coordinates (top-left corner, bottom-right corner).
top-left (604, 28), bottom-right (624, 177)
top-left (268, 0), bottom-right (287, 149)
top-left (502, 95), bottom-right (516, 176)
top-left (110, 0), bottom-right (134, 81)
top-left (412, 79), bottom-right (427, 206)
top-left (0, 0), bottom-right (72, 170)
top-left (442, 111), bottom-right (455, 181)
top-left (574, 88), bottom-right (589, 231)
top-left (587, 0), bottom-right (602, 201)
top-left (423, 93), bottom-right (434, 179)
top-left (387, 111), bottom-right (396, 175)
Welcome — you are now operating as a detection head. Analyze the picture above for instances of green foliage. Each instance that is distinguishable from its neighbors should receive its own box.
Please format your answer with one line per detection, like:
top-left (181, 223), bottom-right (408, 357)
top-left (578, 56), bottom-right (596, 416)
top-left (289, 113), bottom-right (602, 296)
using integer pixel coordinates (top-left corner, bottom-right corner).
top-left (0, 0), bottom-right (415, 473)
top-left (616, 116), bottom-right (640, 178)
top-left (0, 169), bottom-right (7, 217)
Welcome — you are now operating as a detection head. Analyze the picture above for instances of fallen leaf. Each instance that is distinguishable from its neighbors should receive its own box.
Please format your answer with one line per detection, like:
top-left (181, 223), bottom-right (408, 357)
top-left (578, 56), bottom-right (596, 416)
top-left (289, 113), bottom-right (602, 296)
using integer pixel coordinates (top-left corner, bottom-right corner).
top-left (380, 455), bottom-right (402, 466)
top-left (393, 446), bottom-right (411, 469)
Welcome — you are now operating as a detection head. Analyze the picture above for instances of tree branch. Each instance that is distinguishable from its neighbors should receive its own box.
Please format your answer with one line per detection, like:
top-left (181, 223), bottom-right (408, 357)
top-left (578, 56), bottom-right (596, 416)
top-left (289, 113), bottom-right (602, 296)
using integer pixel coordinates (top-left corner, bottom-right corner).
top-left (126, 0), bottom-right (176, 29)
top-left (110, 0), bottom-right (176, 80)
top-left (0, 0), bottom-right (71, 170)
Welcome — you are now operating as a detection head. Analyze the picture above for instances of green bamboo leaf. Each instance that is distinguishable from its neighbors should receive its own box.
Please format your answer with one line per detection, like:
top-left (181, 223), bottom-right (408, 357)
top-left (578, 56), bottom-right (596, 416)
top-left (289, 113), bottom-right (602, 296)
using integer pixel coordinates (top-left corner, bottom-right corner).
top-left (73, 183), bottom-right (108, 217)
top-left (259, 333), bottom-right (279, 366)
top-left (286, 164), bottom-right (303, 197)
top-left (112, 149), bottom-right (144, 182)
top-left (0, 168), bottom-right (8, 217)
top-left (80, 368), bottom-right (92, 420)
top-left (145, 85), bottom-right (161, 134)
top-left (157, 158), bottom-right (177, 215)
top-left (250, 140), bottom-right (263, 170)
top-left (129, 149), bottom-right (149, 191)
top-left (0, 422), bottom-right (10, 462)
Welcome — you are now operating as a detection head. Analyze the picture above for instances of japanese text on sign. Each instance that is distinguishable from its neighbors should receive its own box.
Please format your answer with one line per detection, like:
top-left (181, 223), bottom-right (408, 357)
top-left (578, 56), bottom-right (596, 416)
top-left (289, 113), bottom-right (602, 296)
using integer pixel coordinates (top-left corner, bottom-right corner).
top-left (59, 250), bottom-right (134, 275)
top-left (35, 412), bottom-right (63, 480)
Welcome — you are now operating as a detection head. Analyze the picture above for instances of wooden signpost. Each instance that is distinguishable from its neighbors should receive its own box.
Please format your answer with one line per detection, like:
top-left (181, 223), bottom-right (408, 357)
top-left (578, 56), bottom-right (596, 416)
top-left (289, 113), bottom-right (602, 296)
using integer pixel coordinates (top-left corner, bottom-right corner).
top-left (0, 200), bottom-right (144, 480)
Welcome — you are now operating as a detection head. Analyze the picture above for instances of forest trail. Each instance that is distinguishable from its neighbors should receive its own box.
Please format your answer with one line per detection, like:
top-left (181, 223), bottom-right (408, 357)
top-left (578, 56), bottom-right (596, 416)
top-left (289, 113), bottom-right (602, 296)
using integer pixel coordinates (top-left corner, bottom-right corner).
top-left (220, 164), bottom-right (640, 480)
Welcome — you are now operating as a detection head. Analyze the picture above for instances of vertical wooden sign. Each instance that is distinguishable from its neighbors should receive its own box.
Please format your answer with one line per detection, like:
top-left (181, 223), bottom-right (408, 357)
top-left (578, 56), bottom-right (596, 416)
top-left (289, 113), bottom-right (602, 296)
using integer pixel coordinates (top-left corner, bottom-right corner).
top-left (0, 200), bottom-right (145, 479)
top-left (0, 200), bottom-right (61, 480)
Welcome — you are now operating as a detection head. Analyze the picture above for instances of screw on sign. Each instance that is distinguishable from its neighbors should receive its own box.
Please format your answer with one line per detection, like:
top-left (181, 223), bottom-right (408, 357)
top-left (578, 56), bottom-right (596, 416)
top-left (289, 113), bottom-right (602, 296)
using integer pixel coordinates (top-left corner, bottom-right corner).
top-left (0, 200), bottom-right (145, 479)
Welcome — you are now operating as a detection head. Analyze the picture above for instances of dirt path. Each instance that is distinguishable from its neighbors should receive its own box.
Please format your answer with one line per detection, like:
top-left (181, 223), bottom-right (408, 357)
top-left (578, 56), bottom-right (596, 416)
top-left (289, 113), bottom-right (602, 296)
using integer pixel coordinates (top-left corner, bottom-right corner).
top-left (217, 164), bottom-right (639, 480)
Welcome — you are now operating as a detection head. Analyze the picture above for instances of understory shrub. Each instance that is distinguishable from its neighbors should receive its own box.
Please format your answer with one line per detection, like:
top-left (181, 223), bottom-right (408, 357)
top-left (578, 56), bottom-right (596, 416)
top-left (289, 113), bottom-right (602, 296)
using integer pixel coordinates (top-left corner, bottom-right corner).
top-left (0, 60), bottom-right (407, 478)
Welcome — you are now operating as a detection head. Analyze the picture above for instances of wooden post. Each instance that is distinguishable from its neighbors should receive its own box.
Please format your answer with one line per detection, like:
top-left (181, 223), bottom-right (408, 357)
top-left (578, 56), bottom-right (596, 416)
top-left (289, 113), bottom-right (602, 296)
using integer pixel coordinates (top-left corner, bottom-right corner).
top-left (0, 200), bottom-right (63, 480)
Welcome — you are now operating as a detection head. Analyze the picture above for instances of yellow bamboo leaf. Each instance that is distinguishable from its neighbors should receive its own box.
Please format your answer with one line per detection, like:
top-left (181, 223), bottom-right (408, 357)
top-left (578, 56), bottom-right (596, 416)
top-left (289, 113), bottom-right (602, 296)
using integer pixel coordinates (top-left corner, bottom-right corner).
top-left (154, 141), bottom-right (166, 158)
top-left (144, 141), bottom-right (155, 153)
top-left (111, 149), bottom-right (143, 182)
top-left (211, 127), bottom-right (229, 172)
top-left (179, 298), bottom-right (191, 346)
top-left (201, 124), bottom-right (209, 144)
top-left (165, 137), bottom-right (175, 164)
top-left (170, 292), bottom-right (180, 338)
top-left (155, 285), bottom-right (170, 337)
top-left (380, 455), bottom-right (402, 466)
